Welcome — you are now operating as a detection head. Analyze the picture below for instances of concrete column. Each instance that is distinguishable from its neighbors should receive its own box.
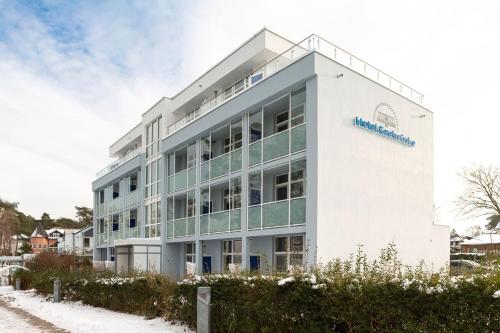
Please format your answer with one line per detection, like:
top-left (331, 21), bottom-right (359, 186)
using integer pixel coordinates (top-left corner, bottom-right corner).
top-left (53, 278), bottom-right (61, 303)
top-left (160, 153), bottom-right (167, 274)
top-left (241, 237), bottom-right (251, 271)
top-left (197, 287), bottom-right (211, 333)
top-left (305, 77), bottom-right (318, 270)
top-left (195, 239), bottom-right (203, 275)
top-left (240, 114), bottom-right (250, 271)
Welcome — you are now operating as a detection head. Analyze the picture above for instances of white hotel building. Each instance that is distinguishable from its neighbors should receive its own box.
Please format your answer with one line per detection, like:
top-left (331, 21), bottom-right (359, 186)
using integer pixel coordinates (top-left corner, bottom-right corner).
top-left (92, 29), bottom-right (449, 279)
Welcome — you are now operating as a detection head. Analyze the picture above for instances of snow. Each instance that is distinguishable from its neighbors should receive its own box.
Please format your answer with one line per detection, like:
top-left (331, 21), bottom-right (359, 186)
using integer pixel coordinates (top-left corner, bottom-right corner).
top-left (0, 305), bottom-right (42, 333)
top-left (0, 286), bottom-right (192, 333)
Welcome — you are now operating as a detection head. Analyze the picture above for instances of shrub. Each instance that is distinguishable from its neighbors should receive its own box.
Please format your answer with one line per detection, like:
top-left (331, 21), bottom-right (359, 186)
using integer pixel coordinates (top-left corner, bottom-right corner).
top-left (13, 246), bottom-right (500, 332)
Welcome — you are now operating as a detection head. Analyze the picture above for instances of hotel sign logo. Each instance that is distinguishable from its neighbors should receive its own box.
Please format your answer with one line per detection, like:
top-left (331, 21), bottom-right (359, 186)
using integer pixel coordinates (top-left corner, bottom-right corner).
top-left (354, 103), bottom-right (415, 147)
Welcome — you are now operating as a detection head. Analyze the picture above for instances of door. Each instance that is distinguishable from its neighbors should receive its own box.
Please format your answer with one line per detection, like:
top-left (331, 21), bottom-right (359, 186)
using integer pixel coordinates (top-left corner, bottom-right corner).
top-left (202, 256), bottom-right (212, 274)
top-left (250, 255), bottom-right (261, 272)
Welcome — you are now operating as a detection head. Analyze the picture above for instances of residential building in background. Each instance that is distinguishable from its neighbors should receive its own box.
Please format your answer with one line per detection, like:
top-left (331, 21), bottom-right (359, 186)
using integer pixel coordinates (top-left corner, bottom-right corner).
top-left (58, 225), bottom-right (94, 257)
top-left (30, 223), bottom-right (55, 254)
top-left (92, 29), bottom-right (449, 278)
top-left (460, 232), bottom-right (500, 254)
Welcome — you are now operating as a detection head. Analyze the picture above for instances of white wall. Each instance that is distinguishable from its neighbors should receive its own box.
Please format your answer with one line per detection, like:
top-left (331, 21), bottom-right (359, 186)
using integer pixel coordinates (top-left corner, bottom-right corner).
top-left (314, 55), bottom-right (449, 269)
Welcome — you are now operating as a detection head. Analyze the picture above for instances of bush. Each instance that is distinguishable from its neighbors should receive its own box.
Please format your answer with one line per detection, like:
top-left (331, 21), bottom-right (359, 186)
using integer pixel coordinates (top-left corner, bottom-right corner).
top-left (13, 246), bottom-right (500, 332)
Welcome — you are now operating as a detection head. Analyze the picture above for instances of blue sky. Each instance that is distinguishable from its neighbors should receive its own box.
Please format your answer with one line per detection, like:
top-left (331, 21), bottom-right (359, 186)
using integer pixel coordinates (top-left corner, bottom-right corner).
top-left (1, 0), bottom-right (499, 233)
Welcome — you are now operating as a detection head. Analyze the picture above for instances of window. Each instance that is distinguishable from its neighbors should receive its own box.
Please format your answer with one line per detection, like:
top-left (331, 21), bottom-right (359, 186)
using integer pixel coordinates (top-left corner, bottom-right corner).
top-left (275, 174), bottom-right (289, 201)
top-left (99, 218), bottom-right (104, 234)
top-left (201, 187), bottom-right (212, 214)
top-left (99, 190), bottom-right (105, 204)
top-left (248, 172), bottom-right (261, 206)
top-left (201, 136), bottom-right (211, 162)
top-left (187, 191), bottom-right (196, 217)
top-left (146, 116), bottom-right (162, 159)
top-left (145, 201), bottom-right (161, 238)
top-left (250, 71), bottom-right (263, 85)
top-left (130, 173), bottom-right (137, 192)
top-left (275, 111), bottom-right (289, 133)
top-left (129, 209), bottom-right (137, 228)
top-left (83, 238), bottom-right (90, 248)
top-left (223, 240), bottom-right (242, 271)
top-left (112, 214), bottom-right (119, 231)
top-left (187, 144), bottom-right (196, 169)
top-left (275, 236), bottom-right (304, 272)
top-left (291, 86), bottom-right (306, 126)
top-left (290, 159), bottom-right (306, 198)
top-left (146, 158), bottom-right (161, 198)
top-left (112, 182), bottom-right (120, 199)
top-left (249, 110), bottom-right (262, 143)
top-left (186, 242), bottom-right (196, 263)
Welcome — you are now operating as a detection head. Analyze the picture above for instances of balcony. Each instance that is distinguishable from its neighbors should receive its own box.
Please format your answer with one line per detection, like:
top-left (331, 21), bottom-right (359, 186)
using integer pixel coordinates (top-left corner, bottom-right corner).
top-left (164, 34), bottom-right (423, 140)
top-left (199, 209), bottom-right (242, 235)
top-left (248, 197), bottom-right (306, 230)
top-left (200, 148), bottom-right (242, 182)
top-left (96, 147), bottom-right (142, 179)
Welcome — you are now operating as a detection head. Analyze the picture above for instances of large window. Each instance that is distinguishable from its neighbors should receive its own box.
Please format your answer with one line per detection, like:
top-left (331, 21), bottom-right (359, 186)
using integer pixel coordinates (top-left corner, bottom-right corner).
top-left (146, 117), bottom-right (162, 159)
top-left (223, 240), bottom-right (242, 271)
top-left (275, 236), bottom-right (304, 272)
top-left (186, 242), bottom-right (196, 263)
top-left (145, 201), bottom-right (161, 238)
top-left (145, 159), bottom-right (161, 198)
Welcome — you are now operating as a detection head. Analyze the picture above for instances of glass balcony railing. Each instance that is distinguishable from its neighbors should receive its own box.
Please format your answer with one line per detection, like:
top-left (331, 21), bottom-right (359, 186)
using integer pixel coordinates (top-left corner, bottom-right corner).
top-left (199, 208), bottom-right (242, 235)
top-left (249, 124), bottom-right (306, 166)
top-left (248, 197), bottom-right (306, 230)
top-left (249, 141), bottom-right (261, 166)
top-left (166, 217), bottom-right (195, 239)
top-left (96, 146), bottom-right (142, 179)
top-left (168, 167), bottom-right (196, 193)
top-left (174, 169), bottom-right (187, 191)
top-left (290, 124), bottom-right (306, 153)
top-left (200, 148), bottom-right (242, 182)
top-left (263, 131), bottom-right (289, 162)
top-left (210, 154), bottom-right (230, 179)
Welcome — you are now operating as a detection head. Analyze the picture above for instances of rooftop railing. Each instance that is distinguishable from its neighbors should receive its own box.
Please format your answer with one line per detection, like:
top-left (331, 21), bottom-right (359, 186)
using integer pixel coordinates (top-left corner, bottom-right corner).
top-left (96, 34), bottom-right (424, 179)
top-left (164, 34), bottom-right (423, 139)
top-left (96, 146), bottom-right (142, 178)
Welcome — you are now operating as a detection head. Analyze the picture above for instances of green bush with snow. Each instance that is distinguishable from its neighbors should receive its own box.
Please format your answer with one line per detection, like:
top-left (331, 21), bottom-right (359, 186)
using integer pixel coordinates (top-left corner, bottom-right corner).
top-left (14, 247), bottom-right (500, 332)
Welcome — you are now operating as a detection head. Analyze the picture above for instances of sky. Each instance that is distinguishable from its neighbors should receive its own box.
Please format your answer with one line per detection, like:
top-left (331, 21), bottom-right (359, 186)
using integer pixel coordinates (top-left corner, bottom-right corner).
top-left (0, 0), bottom-right (499, 233)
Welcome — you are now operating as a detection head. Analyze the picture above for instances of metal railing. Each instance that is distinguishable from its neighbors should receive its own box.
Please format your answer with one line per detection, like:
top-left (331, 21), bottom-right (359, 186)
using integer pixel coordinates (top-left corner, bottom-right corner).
top-left (164, 34), bottom-right (423, 139)
top-left (96, 146), bottom-right (142, 178)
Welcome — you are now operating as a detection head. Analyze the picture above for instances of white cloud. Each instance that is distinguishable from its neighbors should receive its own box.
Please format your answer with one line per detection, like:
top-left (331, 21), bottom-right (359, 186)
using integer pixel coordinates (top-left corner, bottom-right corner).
top-left (0, 0), bottom-right (499, 232)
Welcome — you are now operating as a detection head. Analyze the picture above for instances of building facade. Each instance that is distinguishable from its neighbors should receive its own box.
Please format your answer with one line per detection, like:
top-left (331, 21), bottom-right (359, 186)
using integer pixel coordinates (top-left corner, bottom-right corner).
top-left (92, 29), bottom-right (449, 278)
top-left (58, 226), bottom-right (94, 257)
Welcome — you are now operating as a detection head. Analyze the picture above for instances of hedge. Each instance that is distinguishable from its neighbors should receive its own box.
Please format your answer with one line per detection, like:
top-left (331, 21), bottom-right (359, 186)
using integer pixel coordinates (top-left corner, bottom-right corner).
top-left (14, 248), bottom-right (500, 332)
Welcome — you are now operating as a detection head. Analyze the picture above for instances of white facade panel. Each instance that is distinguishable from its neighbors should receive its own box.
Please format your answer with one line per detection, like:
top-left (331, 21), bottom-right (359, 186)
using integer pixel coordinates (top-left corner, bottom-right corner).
top-left (314, 55), bottom-right (448, 269)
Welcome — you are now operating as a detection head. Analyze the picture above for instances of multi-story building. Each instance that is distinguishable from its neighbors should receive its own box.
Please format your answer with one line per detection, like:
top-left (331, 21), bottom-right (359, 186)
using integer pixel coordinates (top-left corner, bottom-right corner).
top-left (92, 29), bottom-right (449, 279)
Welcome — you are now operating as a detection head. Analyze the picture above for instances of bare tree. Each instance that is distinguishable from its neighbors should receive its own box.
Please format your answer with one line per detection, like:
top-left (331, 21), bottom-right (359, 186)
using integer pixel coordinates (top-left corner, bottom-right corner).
top-left (455, 166), bottom-right (500, 230)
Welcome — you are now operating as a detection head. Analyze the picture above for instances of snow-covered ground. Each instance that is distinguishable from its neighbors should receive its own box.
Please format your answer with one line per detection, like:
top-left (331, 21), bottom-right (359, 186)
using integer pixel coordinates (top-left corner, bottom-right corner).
top-left (0, 305), bottom-right (42, 333)
top-left (0, 286), bottom-right (192, 333)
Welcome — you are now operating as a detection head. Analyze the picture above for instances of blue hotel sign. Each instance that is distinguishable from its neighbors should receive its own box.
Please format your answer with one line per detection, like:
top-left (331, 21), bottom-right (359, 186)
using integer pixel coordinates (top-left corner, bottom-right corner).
top-left (354, 117), bottom-right (415, 147)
